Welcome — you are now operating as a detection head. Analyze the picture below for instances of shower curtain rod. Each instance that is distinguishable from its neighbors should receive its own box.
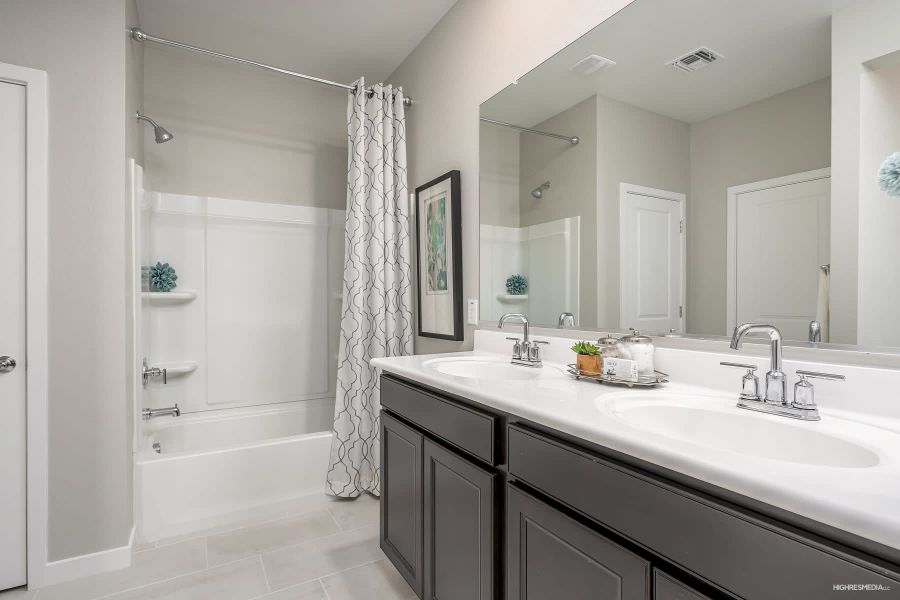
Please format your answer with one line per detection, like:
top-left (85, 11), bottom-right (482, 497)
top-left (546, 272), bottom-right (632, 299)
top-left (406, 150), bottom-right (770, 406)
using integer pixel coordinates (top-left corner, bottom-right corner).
top-left (129, 28), bottom-right (413, 107)
top-left (480, 117), bottom-right (579, 145)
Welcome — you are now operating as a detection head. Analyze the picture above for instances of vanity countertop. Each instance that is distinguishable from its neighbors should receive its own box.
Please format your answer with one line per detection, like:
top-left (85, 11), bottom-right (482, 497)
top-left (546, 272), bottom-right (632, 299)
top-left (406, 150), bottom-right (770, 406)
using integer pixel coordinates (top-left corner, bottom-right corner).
top-left (372, 348), bottom-right (900, 554)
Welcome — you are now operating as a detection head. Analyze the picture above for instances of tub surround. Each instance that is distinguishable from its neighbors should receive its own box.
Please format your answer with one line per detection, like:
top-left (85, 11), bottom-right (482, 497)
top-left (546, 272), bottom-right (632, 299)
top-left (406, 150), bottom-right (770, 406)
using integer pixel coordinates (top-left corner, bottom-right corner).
top-left (372, 329), bottom-right (900, 557)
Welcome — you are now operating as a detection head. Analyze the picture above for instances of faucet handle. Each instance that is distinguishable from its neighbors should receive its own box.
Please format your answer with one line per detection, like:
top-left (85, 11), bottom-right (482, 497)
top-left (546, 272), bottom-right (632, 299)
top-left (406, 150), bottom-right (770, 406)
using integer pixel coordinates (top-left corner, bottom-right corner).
top-left (506, 336), bottom-right (522, 359)
top-left (720, 362), bottom-right (760, 401)
top-left (720, 361), bottom-right (757, 371)
top-left (796, 370), bottom-right (846, 381)
top-left (793, 371), bottom-right (844, 412)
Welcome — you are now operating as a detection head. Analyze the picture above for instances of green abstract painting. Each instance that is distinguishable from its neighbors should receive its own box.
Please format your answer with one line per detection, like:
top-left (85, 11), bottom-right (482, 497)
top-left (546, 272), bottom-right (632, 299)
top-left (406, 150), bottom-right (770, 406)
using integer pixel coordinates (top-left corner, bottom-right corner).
top-left (425, 193), bottom-right (448, 294)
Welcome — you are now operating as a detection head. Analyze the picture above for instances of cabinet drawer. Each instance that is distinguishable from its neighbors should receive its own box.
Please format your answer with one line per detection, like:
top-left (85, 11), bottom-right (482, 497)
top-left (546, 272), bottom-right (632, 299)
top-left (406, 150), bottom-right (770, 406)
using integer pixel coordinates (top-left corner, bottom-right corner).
top-left (381, 375), bottom-right (498, 464)
top-left (653, 570), bottom-right (711, 600)
top-left (507, 425), bottom-right (899, 600)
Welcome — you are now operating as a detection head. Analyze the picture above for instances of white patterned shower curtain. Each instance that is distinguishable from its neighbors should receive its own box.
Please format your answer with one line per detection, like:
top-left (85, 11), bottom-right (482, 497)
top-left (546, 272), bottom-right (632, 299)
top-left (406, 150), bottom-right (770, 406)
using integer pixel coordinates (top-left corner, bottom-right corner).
top-left (326, 79), bottom-right (414, 497)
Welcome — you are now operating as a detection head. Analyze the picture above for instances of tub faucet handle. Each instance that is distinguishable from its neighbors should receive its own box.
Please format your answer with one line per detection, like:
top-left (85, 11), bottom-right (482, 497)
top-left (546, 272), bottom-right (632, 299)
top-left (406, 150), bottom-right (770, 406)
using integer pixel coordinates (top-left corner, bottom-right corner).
top-left (142, 358), bottom-right (168, 386)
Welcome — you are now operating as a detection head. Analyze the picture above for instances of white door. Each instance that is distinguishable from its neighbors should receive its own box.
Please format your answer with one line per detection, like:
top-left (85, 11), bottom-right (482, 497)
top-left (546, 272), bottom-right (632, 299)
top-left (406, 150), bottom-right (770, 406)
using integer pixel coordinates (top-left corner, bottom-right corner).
top-left (0, 80), bottom-right (28, 590)
top-left (619, 184), bottom-right (685, 334)
top-left (727, 170), bottom-right (830, 340)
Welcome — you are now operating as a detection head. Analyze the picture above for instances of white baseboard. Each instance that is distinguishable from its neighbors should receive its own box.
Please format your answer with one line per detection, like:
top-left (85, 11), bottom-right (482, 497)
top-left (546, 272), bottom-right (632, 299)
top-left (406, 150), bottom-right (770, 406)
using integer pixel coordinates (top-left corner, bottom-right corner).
top-left (40, 526), bottom-right (135, 587)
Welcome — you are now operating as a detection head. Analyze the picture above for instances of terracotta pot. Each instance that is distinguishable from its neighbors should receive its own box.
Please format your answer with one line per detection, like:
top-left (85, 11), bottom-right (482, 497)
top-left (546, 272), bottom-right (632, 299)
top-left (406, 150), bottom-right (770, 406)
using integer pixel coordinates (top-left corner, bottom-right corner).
top-left (576, 354), bottom-right (601, 375)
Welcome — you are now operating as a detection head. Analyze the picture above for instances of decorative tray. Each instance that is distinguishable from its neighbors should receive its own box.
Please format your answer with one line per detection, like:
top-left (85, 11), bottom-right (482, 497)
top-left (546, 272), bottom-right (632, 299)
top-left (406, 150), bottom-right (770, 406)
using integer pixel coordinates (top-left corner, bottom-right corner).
top-left (566, 364), bottom-right (669, 388)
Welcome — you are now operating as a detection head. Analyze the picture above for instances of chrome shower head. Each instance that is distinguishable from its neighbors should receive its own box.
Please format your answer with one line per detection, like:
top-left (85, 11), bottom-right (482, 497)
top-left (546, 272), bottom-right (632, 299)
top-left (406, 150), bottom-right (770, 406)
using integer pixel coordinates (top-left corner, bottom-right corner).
top-left (136, 112), bottom-right (174, 144)
top-left (531, 181), bottom-right (551, 199)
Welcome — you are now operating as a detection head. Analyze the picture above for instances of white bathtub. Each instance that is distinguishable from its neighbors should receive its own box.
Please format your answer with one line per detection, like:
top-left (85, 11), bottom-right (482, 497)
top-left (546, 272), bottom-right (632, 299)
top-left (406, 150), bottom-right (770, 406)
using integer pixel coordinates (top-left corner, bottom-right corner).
top-left (136, 399), bottom-right (334, 542)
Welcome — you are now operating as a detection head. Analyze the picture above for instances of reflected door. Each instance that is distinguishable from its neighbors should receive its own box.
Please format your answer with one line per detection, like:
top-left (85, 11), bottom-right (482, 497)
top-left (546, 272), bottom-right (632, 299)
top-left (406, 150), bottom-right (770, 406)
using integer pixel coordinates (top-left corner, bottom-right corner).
top-left (619, 184), bottom-right (685, 334)
top-left (727, 170), bottom-right (830, 340)
top-left (0, 80), bottom-right (28, 591)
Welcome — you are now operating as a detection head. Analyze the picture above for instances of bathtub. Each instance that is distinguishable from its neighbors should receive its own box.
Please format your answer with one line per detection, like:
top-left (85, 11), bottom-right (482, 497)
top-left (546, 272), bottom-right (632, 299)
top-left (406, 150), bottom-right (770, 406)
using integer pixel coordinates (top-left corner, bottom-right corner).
top-left (136, 399), bottom-right (334, 542)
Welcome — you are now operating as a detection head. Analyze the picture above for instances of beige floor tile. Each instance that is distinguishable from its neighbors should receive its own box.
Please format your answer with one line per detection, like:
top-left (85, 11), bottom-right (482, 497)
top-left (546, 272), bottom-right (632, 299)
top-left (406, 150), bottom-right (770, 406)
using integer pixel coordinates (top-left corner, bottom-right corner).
top-left (103, 557), bottom-right (267, 600)
top-left (207, 511), bottom-right (341, 567)
top-left (261, 525), bottom-right (382, 592)
top-left (0, 588), bottom-right (36, 600)
top-left (320, 560), bottom-right (415, 600)
top-left (253, 580), bottom-right (327, 600)
top-left (37, 539), bottom-right (207, 600)
top-left (326, 494), bottom-right (380, 531)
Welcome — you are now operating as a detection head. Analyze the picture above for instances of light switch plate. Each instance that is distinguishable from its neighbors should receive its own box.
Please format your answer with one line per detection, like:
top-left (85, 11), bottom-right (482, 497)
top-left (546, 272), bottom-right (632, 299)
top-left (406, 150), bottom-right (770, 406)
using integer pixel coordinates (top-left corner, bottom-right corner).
top-left (467, 298), bottom-right (479, 325)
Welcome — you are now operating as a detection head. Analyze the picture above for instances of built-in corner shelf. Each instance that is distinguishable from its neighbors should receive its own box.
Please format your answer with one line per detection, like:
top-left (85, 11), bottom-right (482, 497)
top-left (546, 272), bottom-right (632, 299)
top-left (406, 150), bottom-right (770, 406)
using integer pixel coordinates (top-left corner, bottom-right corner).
top-left (155, 361), bottom-right (198, 377)
top-left (141, 289), bottom-right (198, 304)
top-left (497, 294), bottom-right (529, 303)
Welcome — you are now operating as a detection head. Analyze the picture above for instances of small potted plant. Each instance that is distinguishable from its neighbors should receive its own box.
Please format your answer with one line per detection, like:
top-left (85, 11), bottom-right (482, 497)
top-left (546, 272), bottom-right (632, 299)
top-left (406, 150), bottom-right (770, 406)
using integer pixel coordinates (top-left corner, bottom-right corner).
top-left (571, 340), bottom-right (601, 375)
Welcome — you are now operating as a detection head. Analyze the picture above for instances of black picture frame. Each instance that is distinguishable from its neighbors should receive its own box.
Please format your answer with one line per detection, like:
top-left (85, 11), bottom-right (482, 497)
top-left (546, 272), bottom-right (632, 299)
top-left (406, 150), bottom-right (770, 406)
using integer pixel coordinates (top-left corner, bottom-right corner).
top-left (415, 170), bottom-right (463, 340)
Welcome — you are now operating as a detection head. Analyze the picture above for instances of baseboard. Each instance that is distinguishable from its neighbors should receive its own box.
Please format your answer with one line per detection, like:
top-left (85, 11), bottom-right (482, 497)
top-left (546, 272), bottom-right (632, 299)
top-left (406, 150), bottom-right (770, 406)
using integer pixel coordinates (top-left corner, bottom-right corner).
top-left (40, 526), bottom-right (135, 587)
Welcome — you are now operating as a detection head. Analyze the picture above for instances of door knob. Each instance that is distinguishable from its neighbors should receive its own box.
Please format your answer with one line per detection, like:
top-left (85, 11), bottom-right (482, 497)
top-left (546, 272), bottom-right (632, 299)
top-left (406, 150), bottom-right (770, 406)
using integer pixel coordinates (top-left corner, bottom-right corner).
top-left (0, 356), bottom-right (16, 373)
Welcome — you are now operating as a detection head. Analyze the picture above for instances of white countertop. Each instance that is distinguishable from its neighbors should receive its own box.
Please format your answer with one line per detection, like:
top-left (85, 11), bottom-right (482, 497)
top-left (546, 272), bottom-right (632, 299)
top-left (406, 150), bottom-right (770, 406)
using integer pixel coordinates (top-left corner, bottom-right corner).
top-left (372, 340), bottom-right (900, 553)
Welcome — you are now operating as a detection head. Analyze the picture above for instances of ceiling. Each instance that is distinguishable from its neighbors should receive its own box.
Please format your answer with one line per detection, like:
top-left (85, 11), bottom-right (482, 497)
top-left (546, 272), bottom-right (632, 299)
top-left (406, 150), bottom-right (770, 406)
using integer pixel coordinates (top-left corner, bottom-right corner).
top-left (135, 0), bottom-right (457, 85)
top-left (482, 0), bottom-right (860, 127)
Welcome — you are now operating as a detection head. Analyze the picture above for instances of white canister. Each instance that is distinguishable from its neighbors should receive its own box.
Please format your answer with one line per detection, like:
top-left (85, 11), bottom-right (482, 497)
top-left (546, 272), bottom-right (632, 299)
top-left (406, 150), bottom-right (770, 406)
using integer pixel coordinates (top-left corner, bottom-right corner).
top-left (620, 331), bottom-right (655, 377)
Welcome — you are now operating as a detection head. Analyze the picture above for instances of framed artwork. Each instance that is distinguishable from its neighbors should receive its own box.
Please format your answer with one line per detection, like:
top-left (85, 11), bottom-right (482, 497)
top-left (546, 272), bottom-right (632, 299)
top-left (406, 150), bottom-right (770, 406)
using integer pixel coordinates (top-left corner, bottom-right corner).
top-left (415, 170), bottom-right (463, 340)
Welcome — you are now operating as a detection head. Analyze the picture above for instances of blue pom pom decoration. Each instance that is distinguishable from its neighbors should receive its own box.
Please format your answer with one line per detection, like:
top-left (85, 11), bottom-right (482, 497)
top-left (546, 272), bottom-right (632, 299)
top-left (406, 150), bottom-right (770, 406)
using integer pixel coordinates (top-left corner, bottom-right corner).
top-left (878, 152), bottom-right (900, 197)
top-left (148, 262), bottom-right (178, 292)
top-left (505, 274), bottom-right (528, 295)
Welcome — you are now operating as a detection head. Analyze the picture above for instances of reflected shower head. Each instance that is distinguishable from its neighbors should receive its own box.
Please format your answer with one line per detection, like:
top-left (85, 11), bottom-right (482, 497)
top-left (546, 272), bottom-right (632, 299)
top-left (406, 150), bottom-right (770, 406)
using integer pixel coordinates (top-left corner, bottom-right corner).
top-left (136, 112), bottom-right (174, 144)
top-left (531, 181), bottom-right (551, 199)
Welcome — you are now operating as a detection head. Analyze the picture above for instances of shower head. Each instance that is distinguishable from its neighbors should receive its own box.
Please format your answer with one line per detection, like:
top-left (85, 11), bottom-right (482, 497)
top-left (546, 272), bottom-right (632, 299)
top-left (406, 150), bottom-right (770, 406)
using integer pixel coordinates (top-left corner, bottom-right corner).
top-left (136, 112), bottom-right (174, 144)
top-left (531, 181), bottom-right (551, 199)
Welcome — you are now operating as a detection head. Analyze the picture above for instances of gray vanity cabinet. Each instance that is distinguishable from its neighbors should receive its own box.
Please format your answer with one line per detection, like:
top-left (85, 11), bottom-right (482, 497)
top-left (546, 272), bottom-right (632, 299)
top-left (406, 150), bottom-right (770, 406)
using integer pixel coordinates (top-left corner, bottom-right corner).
top-left (380, 411), bottom-right (424, 598)
top-left (507, 484), bottom-right (650, 599)
top-left (423, 439), bottom-right (496, 600)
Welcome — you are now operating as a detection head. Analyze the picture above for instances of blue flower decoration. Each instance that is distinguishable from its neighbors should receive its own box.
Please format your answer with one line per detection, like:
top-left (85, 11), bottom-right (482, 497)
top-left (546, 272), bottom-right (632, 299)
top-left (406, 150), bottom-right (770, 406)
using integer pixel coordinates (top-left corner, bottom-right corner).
top-left (148, 262), bottom-right (178, 292)
top-left (505, 274), bottom-right (528, 295)
top-left (878, 152), bottom-right (900, 197)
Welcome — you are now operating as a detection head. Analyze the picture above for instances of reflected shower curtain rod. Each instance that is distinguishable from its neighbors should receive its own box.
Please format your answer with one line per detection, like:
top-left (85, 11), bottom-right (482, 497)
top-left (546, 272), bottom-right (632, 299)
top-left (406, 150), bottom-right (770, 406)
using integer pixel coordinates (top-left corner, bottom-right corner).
top-left (480, 117), bottom-right (579, 145)
top-left (129, 28), bottom-right (413, 107)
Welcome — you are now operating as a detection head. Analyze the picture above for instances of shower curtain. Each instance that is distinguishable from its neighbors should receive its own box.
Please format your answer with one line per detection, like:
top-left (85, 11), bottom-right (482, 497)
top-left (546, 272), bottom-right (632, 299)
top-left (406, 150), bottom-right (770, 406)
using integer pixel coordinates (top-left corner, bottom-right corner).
top-left (326, 79), bottom-right (414, 497)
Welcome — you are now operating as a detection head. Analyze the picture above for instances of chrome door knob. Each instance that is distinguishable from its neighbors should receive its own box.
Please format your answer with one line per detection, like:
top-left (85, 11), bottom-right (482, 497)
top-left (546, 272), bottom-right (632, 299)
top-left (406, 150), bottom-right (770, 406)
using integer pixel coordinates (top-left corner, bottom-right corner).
top-left (0, 356), bottom-right (17, 373)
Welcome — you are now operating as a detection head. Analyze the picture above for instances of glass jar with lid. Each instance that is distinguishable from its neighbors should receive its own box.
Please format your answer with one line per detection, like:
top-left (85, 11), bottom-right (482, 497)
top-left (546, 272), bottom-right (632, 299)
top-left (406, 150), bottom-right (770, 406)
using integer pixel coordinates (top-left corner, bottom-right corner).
top-left (596, 336), bottom-right (625, 365)
top-left (620, 330), bottom-right (655, 377)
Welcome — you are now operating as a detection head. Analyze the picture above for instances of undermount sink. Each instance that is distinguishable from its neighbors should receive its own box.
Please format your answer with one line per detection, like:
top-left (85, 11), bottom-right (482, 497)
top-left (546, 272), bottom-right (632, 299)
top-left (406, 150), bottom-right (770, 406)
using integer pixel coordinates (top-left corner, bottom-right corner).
top-left (601, 395), bottom-right (880, 469)
top-left (424, 356), bottom-right (567, 381)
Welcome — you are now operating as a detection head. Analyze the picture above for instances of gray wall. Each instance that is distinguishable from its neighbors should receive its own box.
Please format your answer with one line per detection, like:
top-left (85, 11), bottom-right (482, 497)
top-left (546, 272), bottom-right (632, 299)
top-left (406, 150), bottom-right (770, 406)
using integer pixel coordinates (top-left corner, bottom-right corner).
top-left (0, 0), bottom-right (134, 560)
top-left (389, 0), bottom-right (635, 354)
top-left (519, 97), bottom-right (598, 325)
top-left (142, 45), bottom-right (346, 209)
top-left (688, 78), bottom-right (831, 335)
top-left (479, 123), bottom-right (520, 228)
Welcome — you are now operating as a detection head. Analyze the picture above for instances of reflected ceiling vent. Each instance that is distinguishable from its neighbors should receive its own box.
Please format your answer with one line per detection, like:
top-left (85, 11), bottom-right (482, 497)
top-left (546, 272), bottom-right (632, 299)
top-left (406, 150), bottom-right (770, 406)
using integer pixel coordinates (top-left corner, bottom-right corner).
top-left (667, 47), bottom-right (723, 73)
top-left (570, 54), bottom-right (617, 76)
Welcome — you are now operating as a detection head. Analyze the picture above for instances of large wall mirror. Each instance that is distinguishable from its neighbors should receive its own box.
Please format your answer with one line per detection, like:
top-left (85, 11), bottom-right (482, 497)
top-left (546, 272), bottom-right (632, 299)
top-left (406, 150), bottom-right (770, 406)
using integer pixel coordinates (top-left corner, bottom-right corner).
top-left (479, 0), bottom-right (900, 350)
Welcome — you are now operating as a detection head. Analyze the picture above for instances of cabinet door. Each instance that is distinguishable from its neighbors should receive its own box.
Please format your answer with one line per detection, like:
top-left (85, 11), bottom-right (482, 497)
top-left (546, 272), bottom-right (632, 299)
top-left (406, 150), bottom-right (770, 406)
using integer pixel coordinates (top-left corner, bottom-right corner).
top-left (380, 412), bottom-right (424, 598)
top-left (423, 439), bottom-right (496, 600)
top-left (507, 484), bottom-right (650, 600)
top-left (654, 569), bottom-right (712, 600)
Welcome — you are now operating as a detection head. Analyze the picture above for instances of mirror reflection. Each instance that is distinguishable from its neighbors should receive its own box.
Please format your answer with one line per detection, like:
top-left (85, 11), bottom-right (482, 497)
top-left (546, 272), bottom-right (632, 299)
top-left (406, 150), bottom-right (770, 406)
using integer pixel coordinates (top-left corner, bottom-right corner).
top-left (479, 0), bottom-right (898, 348)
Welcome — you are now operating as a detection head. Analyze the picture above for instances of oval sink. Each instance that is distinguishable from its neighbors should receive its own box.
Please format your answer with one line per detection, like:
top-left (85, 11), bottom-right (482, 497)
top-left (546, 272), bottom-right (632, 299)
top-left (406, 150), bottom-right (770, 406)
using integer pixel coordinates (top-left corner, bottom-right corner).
top-left (603, 396), bottom-right (880, 469)
top-left (424, 356), bottom-right (567, 381)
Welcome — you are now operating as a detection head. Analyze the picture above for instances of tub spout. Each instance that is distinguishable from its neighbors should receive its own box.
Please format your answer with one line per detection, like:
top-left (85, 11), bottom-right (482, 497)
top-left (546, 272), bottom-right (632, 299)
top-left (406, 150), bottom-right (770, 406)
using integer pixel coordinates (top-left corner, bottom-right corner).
top-left (142, 404), bottom-right (180, 420)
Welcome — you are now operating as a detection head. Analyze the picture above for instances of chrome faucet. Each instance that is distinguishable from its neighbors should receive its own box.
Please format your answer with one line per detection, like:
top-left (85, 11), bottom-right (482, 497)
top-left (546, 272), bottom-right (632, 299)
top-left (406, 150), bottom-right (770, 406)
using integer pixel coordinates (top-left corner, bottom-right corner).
top-left (724, 322), bottom-right (845, 421)
top-left (730, 323), bottom-right (786, 405)
top-left (498, 313), bottom-right (547, 367)
top-left (142, 404), bottom-right (180, 420)
top-left (557, 312), bottom-right (575, 329)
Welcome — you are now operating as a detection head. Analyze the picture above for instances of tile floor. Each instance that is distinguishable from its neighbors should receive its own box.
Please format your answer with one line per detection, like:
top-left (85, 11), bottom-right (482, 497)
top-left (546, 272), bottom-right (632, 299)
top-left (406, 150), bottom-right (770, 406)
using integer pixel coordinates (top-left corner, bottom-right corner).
top-left (0, 493), bottom-right (415, 600)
